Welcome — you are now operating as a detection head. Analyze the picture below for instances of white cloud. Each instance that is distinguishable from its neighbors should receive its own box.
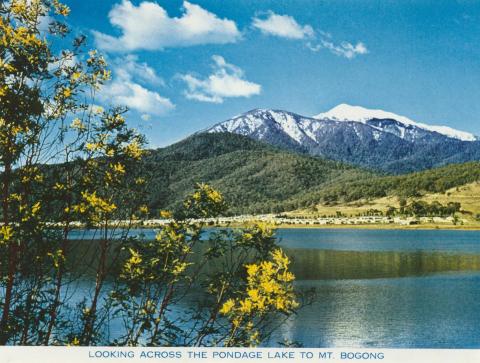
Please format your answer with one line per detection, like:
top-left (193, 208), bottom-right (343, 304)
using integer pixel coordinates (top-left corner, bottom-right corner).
top-left (114, 54), bottom-right (164, 87)
top-left (100, 56), bottom-right (174, 116)
top-left (251, 11), bottom-right (367, 59)
top-left (103, 81), bottom-right (174, 115)
top-left (252, 12), bottom-right (314, 39)
top-left (93, 0), bottom-right (241, 52)
top-left (180, 55), bottom-right (261, 103)
top-left (318, 40), bottom-right (368, 59)
top-left (307, 39), bottom-right (368, 59)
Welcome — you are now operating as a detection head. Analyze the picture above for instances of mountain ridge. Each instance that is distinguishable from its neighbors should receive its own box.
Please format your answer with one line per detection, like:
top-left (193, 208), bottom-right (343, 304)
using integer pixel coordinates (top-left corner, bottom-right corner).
top-left (206, 105), bottom-right (480, 173)
top-left (314, 104), bottom-right (478, 141)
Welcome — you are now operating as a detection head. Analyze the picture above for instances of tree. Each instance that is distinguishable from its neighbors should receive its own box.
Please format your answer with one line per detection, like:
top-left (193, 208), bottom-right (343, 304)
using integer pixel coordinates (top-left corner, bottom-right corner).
top-left (107, 184), bottom-right (299, 347)
top-left (0, 1), bottom-right (299, 346)
top-left (0, 0), bottom-right (146, 344)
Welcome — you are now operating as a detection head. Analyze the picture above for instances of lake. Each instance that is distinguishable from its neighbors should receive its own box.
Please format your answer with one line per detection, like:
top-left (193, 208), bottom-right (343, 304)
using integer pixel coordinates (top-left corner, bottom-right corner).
top-left (271, 229), bottom-right (480, 348)
top-left (69, 228), bottom-right (480, 348)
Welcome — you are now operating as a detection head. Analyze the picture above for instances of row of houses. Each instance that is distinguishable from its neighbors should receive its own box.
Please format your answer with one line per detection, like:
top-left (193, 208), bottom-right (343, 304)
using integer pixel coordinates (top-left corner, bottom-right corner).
top-left (141, 214), bottom-right (461, 227)
top-left (36, 215), bottom-right (461, 229)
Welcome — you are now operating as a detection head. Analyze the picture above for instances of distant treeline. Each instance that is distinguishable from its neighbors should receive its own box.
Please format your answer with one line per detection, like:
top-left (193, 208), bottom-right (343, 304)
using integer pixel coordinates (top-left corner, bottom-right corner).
top-left (387, 200), bottom-right (461, 217)
top-left (291, 162), bottom-right (480, 212)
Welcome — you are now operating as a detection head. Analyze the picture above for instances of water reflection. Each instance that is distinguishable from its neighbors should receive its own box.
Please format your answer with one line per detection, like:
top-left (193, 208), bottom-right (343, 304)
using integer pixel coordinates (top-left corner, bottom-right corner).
top-left (271, 273), bottom-right (480, 348)
top-left (68, 228), bottom-right (480, 253)
top-left (286, 248), bottom-right (480, 280)
top-left (63, 229), bottom-right (480, 348)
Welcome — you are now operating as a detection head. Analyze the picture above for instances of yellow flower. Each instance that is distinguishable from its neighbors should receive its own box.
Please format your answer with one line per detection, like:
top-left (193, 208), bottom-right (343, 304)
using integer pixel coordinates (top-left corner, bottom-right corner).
top-left (239, 299), bottom-right (253, 313)
top-left (102, 69), bottom-right (111, 81)
top-left (260, 279), bottom-right (278, 294)
top-left (111, 162), bottom-right (125, 174)
top-left (260, 261), bottom-right (275, 276)
top-left (160, 210), bottom-right (172, 219)
top-left (31, 202), bottom-right (41, 215)
top-left (246, 263), bottom-right (259, 276)
top-left (68, 337), bottom-right (80, 346)
top-left (71, 71), bottom-right (81, 81)
top-left (232, 317), bottom-right (241, 328)
top-left (278, 271), bottom-right (295, 282)
top-left (85, 143), bottom-right (96, 151)
top-left (124, 140), bottom-right (143, 159)
top-left (219, 299), bottom-right (235, 315)
top-left (54, 1), bottom-right (70, 16)
top-left (54, 183), bottom-right (65, 191)
top-left (275, 297), bottom-right (286, 310)
top-left (63, 87), bottom-right (71, 98)
top-left (247, 288), bottom-right (260, 302)
top-left (172, 261), bottom-right (188, 275)
top-left (0, 226), bottom-right (13, 241)
top-left (249, 331), bottom-right (260, 346)
top-left (272, 249), bottom-right (290, 267)
top-left (135, 177), bottom-right (146, 185)
top-left (70, 118), bottom-right (86, 131)
top-left (207, 189), bottom-right (223, 203)
top-left (11, 0), bottom-right (27, 15)
top-left (81, 191), bottom-right (116, 213)
top-left (128, 248), bottom-right (142, 265)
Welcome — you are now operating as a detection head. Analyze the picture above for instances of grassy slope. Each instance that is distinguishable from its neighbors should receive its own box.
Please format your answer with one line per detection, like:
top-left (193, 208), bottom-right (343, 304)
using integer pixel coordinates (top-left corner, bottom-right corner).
top-left (290, 181), bottom-right (480, 225)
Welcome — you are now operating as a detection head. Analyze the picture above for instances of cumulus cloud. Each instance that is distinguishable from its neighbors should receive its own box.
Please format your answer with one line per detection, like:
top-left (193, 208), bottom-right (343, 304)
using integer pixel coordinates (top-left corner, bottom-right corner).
top-left (103, 82), bottom-right (174, 116)
top-left (252, 12), bottom-right (314, 39)
top-left (100, 56), bottom-right (174, 116)
top-left (309, 40), bottom-right (368, 59)
top-left (93, 0), bottom-right (241, 52)
top-left (114, 54), bottom-right (164, 87)
top-left (180, 55), bottom-right (261, 103)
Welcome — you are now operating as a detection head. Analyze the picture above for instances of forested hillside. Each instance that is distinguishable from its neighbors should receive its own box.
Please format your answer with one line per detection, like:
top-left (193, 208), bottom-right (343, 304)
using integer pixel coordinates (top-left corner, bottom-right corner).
top-left (289, 161), bottom-right (480, 208)
top-left (143, 133), bottom-right (370, 214)
top-left (143, 133), bottom-right (480, 215)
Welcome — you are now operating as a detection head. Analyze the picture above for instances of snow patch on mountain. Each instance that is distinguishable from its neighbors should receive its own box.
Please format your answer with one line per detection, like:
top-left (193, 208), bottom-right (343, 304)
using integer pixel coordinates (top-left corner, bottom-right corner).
top-left (268, 111), bottom-right (306, 143)
top-left (314, 104), bottom-right (477, 142)
top-left (208, 109), bottom-right (315, 144)
top-left (208, 110), bottom-right (265, 135)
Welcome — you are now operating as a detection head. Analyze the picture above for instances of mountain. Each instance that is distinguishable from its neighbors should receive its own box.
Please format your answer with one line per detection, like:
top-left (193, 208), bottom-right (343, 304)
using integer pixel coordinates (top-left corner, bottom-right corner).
top-left (207, 105), bottom-right (480, 173)
top-left (143, 133), bottom-right (480, 215)
top-left (144, 132), bottom-right (372, 214)
top-left (315, 104), bottom-right (478, 142)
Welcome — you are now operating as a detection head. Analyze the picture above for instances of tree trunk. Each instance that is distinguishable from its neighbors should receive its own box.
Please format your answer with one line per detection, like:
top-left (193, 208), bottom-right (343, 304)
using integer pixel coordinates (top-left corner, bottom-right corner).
top-left (0, 162), bottom-right (15, 345)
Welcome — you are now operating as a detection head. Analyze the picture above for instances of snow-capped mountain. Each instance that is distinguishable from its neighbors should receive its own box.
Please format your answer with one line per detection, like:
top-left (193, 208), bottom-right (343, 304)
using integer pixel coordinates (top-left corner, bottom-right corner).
top-left (315, 104), bottom-right (478, 142)
top-left (206, 105), bottom-right (480, 173)
top-left (208, 109), bottom-right (318, 151)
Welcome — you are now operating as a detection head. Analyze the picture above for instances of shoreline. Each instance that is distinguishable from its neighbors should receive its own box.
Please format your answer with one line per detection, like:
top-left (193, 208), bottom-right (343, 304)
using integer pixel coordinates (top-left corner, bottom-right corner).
top-left (59, 220), bottom-right (480, 231)
top-left (222, 223), bottom-right (480, 231)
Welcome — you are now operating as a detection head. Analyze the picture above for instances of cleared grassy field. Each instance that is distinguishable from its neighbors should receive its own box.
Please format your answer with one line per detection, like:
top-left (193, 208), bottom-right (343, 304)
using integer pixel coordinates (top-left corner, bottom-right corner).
top-left (288, 181), bottom-right (480, 225)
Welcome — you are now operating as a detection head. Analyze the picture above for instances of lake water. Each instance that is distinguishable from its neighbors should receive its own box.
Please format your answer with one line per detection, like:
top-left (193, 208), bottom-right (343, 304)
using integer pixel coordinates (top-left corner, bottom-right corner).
top-left (70, 228), bottom-right (480, 253)
top-left (69, 228), bottom-right (480, 348)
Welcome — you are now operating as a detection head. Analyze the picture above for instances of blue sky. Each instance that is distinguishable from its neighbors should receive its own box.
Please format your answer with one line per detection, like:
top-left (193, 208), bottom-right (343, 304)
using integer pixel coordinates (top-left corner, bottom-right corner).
top-left (65, 0), bottom-right (480, 147)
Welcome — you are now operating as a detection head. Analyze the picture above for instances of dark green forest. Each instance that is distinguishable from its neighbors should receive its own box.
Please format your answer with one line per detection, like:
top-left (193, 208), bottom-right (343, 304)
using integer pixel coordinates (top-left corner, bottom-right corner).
top-left (142, 133), bottom-right (480, 215)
